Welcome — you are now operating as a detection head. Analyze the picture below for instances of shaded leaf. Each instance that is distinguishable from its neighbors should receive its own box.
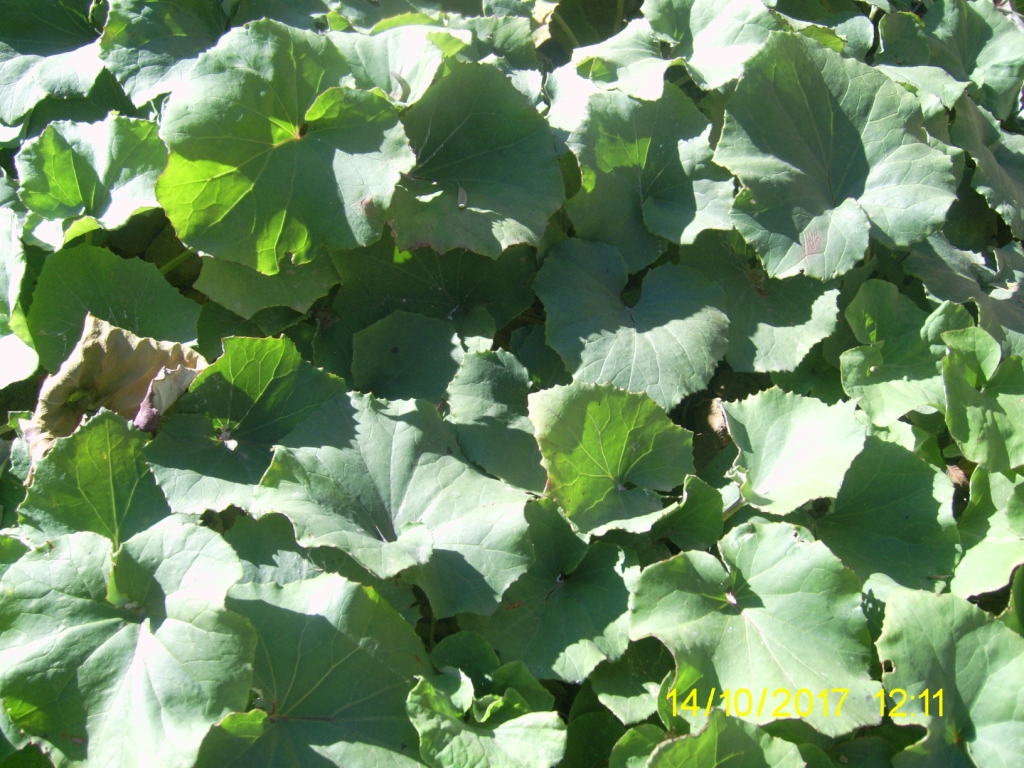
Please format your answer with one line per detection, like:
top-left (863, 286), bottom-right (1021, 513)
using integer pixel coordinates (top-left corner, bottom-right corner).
top-left (26, 245), bottom-right (200, 372)
top-left (630, 520), bottom-right (882, 737)
top-left (535, 239), bottom-right (729, 411)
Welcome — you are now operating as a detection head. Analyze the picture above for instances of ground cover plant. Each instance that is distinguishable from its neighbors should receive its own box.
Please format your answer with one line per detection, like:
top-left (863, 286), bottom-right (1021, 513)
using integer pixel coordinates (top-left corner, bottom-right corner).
top-left (0, 0), bottom-right (1023, 765)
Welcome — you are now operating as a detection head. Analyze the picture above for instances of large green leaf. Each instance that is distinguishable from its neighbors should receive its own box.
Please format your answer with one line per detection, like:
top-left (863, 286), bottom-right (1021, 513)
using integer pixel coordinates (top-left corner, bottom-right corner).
top-left (407, 672), bottom-right (567, 768)
top-left (332, 24), bottom-right (450, 106)
top-left (26, 245), bottom-right (201, 372)
top-left (943, 332), bottom-right (1024, 472)
top-left (18, 409), bottom-right (170, 546)
top-left (316, 233), bottom-right (536, 379)
top-left (951, 468), bottom-right (1024, 598)
top-left (529, 382), bottom-right (693, 535)
top-left (645, 711), bottom-right (805, 767)
top-left (194, 255), bottom-right (340, 319)
top-left (840, 279), bottom-right (973, 426)
top-left (99, 0), bottom-right (229, 107)
top-left (589, 638), bottom-right (675, 726)
top-left (15, 115), bottom-right (167, 236)
top-left (877, 0), bottom-right (1024, 120)
top-left (803, 436), bottom-right (960, 591)
top-left (0, 518), bottom-right (256, 768)
top-left (534, 239), bottom-right (729, 411)
top-left (252, 392), bottom-right (533, 616)
top-left (223, 511), bottom-right (423, 625)
top-left (328, 234), bottom-right (536, 332)
top-left (876, 590), bottom-right (1024, 768)
top-left (571, 19), bottom-right (673, 101)
top-left (0, 0), bottom-right (104, 126)
top-left (0, 208), bottom-right (37, 389)
top-left (714, 32), bottom-right (958, 280)
top-left (350, 310), bottom-right (463, 401)
top-left (630, 520), bottom-right (882, 737)
top-left (641, 0), bottom-right (782, 90)
top-left (948, 95), bottom-right (1024, 239)
top-left (157, 19), bottom-right (415, 275)
top-left (459, 502), bottom-right (637, 682)
top-left (904, 234), bottom-right (1024, 358)
top-left (195, 574), bottom-right (429, 768)
top-left (564, 83), bottom-right (734, 272)
top-left (144, 336), bottom-right (345, 514)
top-left (722, 388), bottom-right (866, 515)
top-left (678, 231), bottom-right (839, 373)
top-left (387, 62), bottom-right (564, 258)
top-left (447, 350), bottom-right (546, 492)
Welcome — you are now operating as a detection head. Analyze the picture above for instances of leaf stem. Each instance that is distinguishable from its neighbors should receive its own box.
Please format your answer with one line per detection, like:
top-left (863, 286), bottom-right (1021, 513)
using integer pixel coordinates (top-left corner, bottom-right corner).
top-left (553, 10), bottom-right (580, 49)
top-left (159, 250), bottom-right (193, 275)
top-left (613, 0), bottom-right (624, 34)
top-left (722, 496), bottom-right (746, 522)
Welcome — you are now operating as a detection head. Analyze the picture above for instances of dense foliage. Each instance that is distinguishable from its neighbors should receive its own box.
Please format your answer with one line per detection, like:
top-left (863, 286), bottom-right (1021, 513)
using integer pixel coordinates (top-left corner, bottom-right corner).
top-left (1, 0), bottom-right (1024, 766)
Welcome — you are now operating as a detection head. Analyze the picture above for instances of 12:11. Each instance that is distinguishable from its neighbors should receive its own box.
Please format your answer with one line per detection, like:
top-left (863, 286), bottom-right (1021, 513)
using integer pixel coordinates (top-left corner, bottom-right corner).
top-left (874, 688), bottom-right (944, 718)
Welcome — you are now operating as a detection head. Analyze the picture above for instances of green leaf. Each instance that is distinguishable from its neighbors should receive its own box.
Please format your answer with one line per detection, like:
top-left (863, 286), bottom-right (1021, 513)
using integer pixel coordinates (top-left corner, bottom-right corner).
top-left (0, 208), bottom-right (37, 390)
top-left (943, 340), bottom-right (1024, 473)
top-left (388, 62), bottom-right (564, 258)
top-left (252, 392), bottom-right (533, 616)
top-left (529, 381), bottom-right (694, 535)
top-left (19, 409), bottom-right (169, 546)
top-left (15, 115), bottom-right (167, 238)
top-left (840, 279), bottom-right (972, 426)
top-left (642, 0), bottom-right (783, 90)
top-left (26, 245), bottom-right (200, 372)
top-left (571, 19), bottom-right (672, 101)
top-left (447, 349), bottom-right (546, 492)
top-left (630, 520), bottom-right (882, 737)
top-left (329, 234), bottom-right (536, 332)
top-left (951, 467), bottom-right (1024, 598)
top-left (904, 234), bottom-right (1024, 359)
top-left (876, 63), bottom-right (971, 122)
top-left (564, 84), bottom-right (734, 272)
top-left (194, 255), bottom-right (339, 319)
top-left (723, 387), bottom-right (866, 515)
top-left (407, 674), bottom-right (567, 768)
top-left (805, 436), bottom-right (960, 591)
top-left (99, 0), bottom-right (230, 107)
top-left (560, 708), bottom-right (627, 768)
top-left (0, 0), bottom-right (103, 125)
top-left (678, 231), bottom-right (840, 373)
top-left (714, 32), bottom-right (958, 280)
top-left (948, 95), bottom-right (1024, 240)
top-left (431, 631), bottom-right (501, 690)
top-left (460, 502), bottom-right (638, 682)
top-left (878, 0), bottom-right (1024, 120)
top-left (0, 518), bottom-right (256, 768)
top-left (351, 310), bottom-right (463, 401)
top-left (646, 711), bottom-right (806, 767)
top-left (196, 574), bottom-right (430, 767)
top-left (157, 19), bottom-right (415, 275)
top-left (332, 25), bottom-right (449, 105)
top-left (1003, 565), bottom-right (1023, 637)
top-left (609, 723), bottom-right (667, 768)
top-left (145, 335), bottom-right (344, 514)
top-left (876, 590), bottom-right (1024, 767)
top-left (534, 239), bottom-right (729, 411)
top-left (589, 638), bottom-right (675, 726)
top-left (649, 475), bottom-right (724, 552)
top-left (316, 233), bottom-right (536, 379)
